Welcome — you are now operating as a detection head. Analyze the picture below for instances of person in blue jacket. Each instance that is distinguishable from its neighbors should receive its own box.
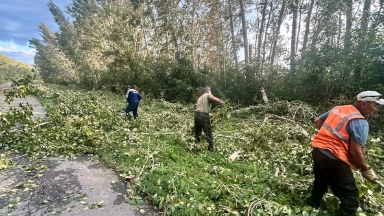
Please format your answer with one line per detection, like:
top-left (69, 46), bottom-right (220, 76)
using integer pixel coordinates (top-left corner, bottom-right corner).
top-left (125, 85), bottom-right (142, 119)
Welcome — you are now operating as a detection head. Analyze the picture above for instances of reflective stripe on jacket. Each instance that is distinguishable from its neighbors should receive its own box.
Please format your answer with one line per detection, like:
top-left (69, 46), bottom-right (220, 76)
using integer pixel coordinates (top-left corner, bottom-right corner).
top-left (312, 105), bottom-right (364, 169)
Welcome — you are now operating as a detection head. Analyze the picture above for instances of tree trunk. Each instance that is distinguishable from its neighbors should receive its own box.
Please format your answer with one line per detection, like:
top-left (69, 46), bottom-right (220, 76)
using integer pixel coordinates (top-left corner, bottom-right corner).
top-left (354, 0), bottom-right (372, 85)
top-left (296, 2), bottom-right (301, 54)
top-left (228, 0), bottom-right (238, 67)
top-left (256, 0), bottom-right (268, 76)
top-left (239, 0), bottom-right (249, 64)
top-left (344, 0), bottom-right (352, 48)
top-left (360, 0), bottom-right (372, 37)
top-left (302, 0), bottom-right (315, 53)
top-left (262, 1), bottom-right (273, 72)
top-left (270, 0), bottom-right (286, 67)
top-left (290, 0), bottom-right (299, 72)
top-left (249, 44), bottom-right (253, 62)
top-left (337, 9), bottom-right (342, 47)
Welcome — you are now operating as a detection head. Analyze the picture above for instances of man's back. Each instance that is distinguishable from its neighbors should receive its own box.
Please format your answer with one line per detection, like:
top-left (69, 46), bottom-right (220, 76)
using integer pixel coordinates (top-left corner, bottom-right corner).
top-left (126, 89), bottom-right (141, 103)
top-left (195, 93), bottom-right (212, 113)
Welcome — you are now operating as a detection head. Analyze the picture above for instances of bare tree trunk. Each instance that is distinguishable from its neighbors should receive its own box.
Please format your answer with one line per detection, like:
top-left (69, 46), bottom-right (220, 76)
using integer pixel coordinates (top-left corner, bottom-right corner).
top-left (228, 0), bottom-right (238, 67)
top-left (256, 0), bottom-right (268, 76)
top-left (302, 0), bottom-right (315, 53)
top-left (239, 0), bottom-right (249, 64)
top-left (354, 0), bottom-right (372, 84)
top-left (270, 0), bottom-right (286, 67)
top-left (344, 0), bottom-right (352, 48)
top-left (296, 2), bottom-right (301, 54)
top-left (360, 0), bottom-right (372, 37)
top-left (262, 1), bottom-right (273, 71)
top-left (290, 0), bottom-right (299, 72)
top-left (337, 9), bottom-right (342, 47)
top-left (249, 44), bottom-right (253, 62)
top-left (261, 87), bottom-right (269, 104)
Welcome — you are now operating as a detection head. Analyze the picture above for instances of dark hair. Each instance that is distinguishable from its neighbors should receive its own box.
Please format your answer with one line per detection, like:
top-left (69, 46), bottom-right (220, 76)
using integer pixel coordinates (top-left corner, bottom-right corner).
top-left (127, 85), bottom-right (132, 89)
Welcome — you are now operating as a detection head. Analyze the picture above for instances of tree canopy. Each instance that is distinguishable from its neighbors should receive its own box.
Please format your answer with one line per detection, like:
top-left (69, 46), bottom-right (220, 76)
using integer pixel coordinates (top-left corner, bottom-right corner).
top-left (28, 0), bottom-right (384, 105)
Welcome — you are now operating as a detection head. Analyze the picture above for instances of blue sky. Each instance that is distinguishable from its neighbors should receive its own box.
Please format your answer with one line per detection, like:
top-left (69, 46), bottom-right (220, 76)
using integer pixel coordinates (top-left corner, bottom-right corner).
top-left (0, 0), bottom-right (71, 65)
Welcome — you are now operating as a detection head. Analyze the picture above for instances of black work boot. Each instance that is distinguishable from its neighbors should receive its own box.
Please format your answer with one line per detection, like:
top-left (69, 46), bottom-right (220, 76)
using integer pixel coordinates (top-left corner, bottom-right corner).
top-left (208, 144), bottom-right (214, 152)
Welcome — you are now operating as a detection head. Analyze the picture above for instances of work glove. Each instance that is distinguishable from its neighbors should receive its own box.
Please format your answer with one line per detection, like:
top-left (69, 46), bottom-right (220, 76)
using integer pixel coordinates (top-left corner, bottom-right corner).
top-left (361, 168), bottom-right (379, 183)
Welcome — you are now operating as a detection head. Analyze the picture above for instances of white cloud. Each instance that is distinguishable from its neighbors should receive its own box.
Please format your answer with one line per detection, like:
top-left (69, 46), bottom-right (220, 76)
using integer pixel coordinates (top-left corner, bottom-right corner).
top-left (0, 47), bottom-right (11, 52)
top-left (0, 41), bottom-right (19, 51)
top-left (0, 40), bottom-right (35, 65)
top-left (20, 49), bottom-right (36, 56)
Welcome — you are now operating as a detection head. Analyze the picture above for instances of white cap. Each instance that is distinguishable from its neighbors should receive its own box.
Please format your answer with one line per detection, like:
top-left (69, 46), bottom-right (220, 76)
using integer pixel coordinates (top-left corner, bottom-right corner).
top-left (357, 91), bottom-right (384, 105)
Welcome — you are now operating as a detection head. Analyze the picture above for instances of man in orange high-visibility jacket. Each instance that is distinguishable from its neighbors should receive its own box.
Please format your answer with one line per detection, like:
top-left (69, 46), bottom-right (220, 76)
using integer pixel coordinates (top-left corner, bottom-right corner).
top-left (310, 91), bottom-right (383, 216)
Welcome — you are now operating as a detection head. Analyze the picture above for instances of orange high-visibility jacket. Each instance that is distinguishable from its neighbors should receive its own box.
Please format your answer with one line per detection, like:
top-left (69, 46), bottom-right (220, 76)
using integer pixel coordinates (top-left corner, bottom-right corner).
top-left (312, 105), bottom-right (364, 169)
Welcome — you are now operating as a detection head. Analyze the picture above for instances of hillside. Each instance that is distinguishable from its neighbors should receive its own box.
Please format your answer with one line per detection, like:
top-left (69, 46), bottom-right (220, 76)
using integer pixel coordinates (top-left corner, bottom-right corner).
top-left (0, 53), bottom-right (33, 83)
top-left (0, 54), bottom-right (31, 69)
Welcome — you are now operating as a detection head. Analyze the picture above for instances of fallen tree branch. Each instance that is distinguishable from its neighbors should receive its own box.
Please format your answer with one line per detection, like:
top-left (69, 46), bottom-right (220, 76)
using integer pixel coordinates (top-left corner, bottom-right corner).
top-left (263, 114), bottom-right (310, 138)
top-left (219, 181), bottom-right (240, 206)
top-left (215, 134), bottom-right (247, 140)
top-left (136, 139), bottom-right (160, 180)
top-left (247, 193), bottom-right (266, 216)
top-left (140, 132), bottom-right (178, 135)
top-left (0, 121), bottom-right (50, 135)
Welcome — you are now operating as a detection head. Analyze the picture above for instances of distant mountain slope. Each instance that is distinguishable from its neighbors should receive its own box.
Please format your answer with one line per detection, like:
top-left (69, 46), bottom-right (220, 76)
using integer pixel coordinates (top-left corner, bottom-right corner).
top-left (0, 53), bottom-right (32, 69)
top-left (0, 54), bottom-right (33, 83)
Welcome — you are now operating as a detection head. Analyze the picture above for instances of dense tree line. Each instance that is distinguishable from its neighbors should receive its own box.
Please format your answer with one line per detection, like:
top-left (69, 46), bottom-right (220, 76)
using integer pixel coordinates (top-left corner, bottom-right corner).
top-left (29, 0), bottom-right (384, 106)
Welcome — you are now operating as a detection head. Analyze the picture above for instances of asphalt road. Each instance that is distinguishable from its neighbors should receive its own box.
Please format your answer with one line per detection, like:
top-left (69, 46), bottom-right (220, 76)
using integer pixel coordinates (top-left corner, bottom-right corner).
top-left (0, 82), bottom-right (157, 216)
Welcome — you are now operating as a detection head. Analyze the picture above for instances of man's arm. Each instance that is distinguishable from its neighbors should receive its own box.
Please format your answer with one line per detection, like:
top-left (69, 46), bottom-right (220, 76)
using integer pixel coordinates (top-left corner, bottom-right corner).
top-left (138, 93), bottom-right (142, 101)
top-left (314, 117), bottom-right (324, 130)
top-left (314, 111), bottom-right (329, 130)
top-left (348, 120), bottom-right (379, 182)
top-left (349, 141), bottom-right (369, 171)
top-left (126, 91), bottom-right (131, 103)
top-left (210, 96), bottom-right (223, 104)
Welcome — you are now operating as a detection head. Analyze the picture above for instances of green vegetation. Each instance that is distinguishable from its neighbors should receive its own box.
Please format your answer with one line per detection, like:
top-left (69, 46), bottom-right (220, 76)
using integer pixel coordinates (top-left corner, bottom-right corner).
top-left (1, 79), bottom-right (383, 215)
top-left (0, 54), bottom-right (33, 84)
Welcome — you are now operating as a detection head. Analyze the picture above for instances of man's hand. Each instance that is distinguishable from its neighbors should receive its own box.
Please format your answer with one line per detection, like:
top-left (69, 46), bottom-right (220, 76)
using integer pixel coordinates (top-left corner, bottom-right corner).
top-left (361, 168), bottom-right (379, 183)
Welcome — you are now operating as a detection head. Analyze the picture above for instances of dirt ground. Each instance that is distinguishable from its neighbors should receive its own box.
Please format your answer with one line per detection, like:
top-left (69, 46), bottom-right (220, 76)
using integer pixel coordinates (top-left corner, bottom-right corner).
top-left (0, 82), bottom-right (157, 216)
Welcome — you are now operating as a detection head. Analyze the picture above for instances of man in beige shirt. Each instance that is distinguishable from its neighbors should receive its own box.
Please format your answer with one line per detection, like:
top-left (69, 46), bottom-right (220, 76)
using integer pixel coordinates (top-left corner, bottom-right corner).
top-left (194, 87), bottom-right (224, 151)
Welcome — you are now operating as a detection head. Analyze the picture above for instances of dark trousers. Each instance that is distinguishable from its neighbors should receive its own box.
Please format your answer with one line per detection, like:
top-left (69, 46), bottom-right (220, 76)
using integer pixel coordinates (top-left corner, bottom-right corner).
top-left (194, 111), bottom-right (214, 151)
top-left (311, 148), bottom-right (359, 216)
top-left (125, 102), bottom-right (139, 119)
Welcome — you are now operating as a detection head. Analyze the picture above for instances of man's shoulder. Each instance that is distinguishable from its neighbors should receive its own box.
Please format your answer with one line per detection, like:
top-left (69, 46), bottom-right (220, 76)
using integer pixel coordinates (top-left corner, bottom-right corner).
top-left (349, 118), bottom-right (368, 125)
top-left (205, 93), bottom-right (213, 98)
top-left (128, 89), bottom-right (139, 93)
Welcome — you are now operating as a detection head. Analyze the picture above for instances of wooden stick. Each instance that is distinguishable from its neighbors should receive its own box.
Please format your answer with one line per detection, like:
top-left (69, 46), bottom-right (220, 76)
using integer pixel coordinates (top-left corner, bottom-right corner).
top-left (228, 151), bottom-right (241, 162)
top-left (375, 180), bottom-right (384, 189)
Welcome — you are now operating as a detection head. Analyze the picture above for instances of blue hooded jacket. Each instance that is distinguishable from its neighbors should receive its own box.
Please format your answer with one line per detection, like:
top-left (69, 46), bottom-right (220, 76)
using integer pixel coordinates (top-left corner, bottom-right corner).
top-left (126, 89), bottom-right (141, 103)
